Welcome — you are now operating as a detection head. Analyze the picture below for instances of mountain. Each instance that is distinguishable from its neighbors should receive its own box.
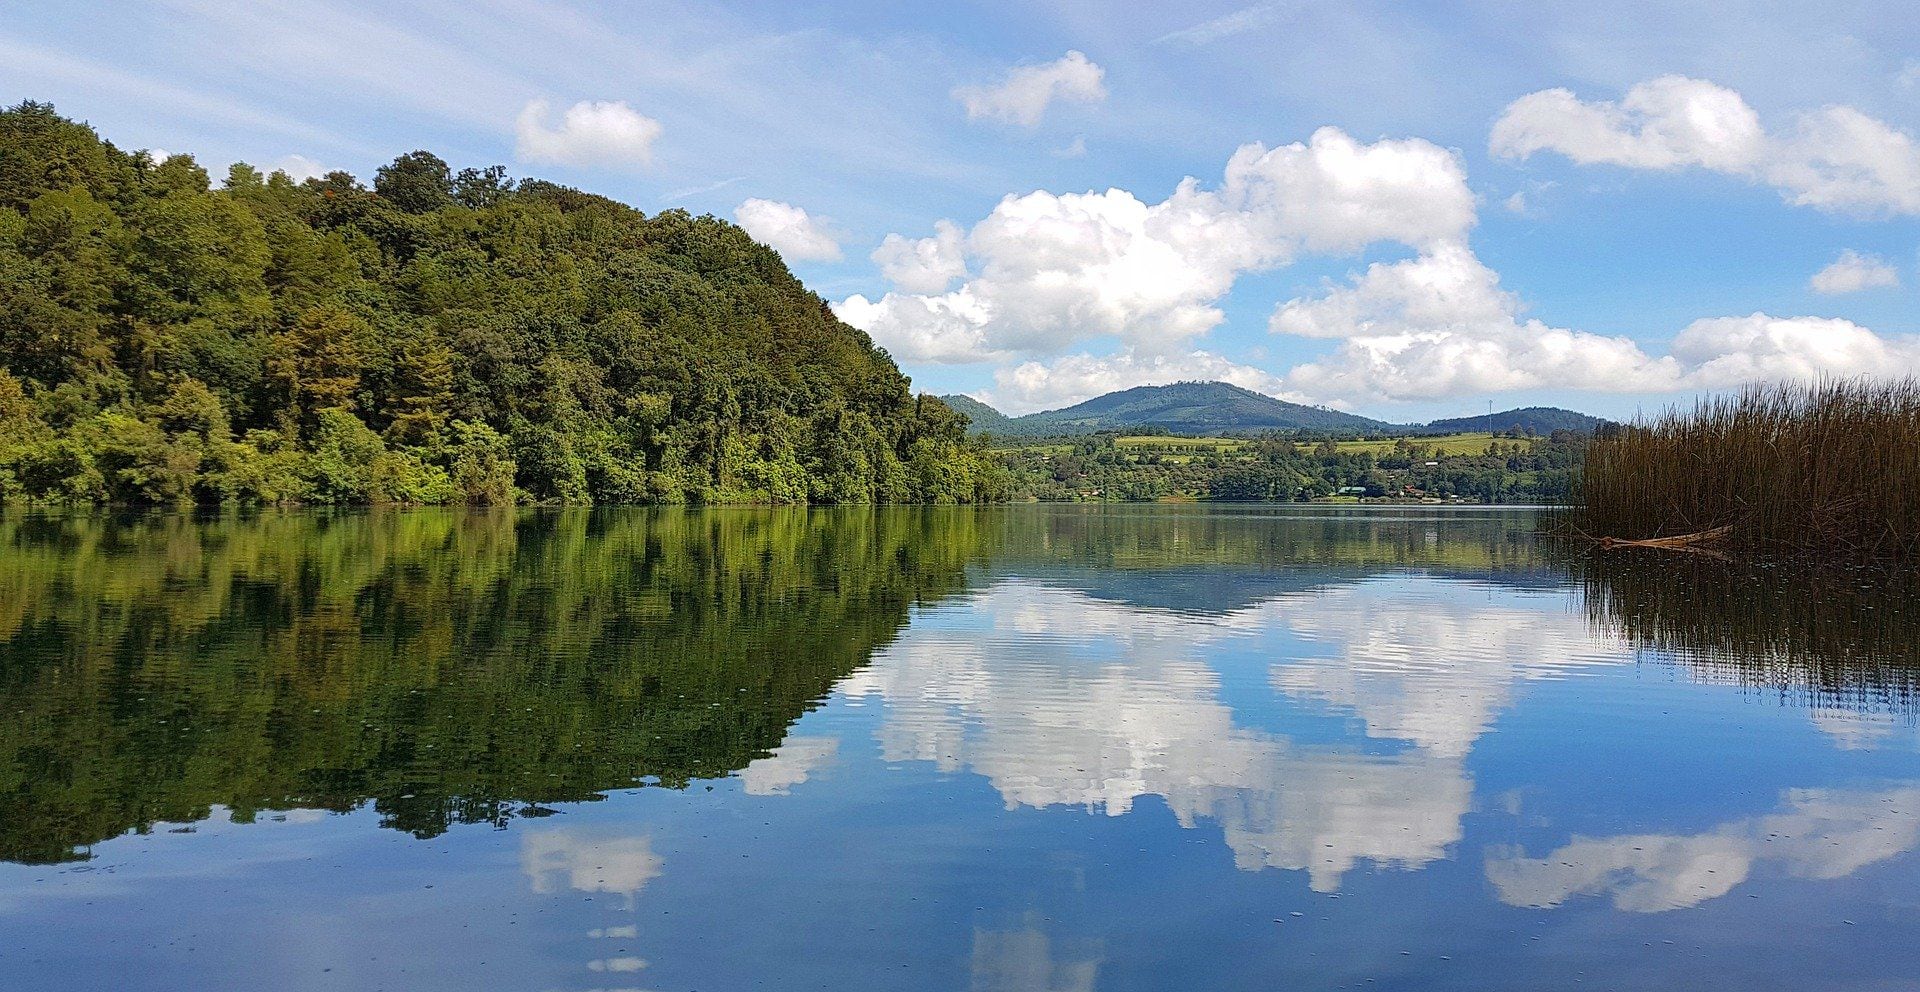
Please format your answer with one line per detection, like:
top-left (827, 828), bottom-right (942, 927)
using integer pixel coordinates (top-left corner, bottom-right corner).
top-left (953, 382), bottom-right (1395, 436)
top-left (937, 394), bottom-right (1015, 432)
top-left (947, 387), bottom-right (1609, 438)
top-left (1423, 406), bottom-right (1606, 435)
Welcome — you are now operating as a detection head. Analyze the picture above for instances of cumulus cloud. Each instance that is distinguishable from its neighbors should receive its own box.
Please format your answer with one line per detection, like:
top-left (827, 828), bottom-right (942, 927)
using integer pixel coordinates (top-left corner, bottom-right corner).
top-left (1486, 784), bottom-right (1920, 912)
top-left (835, 288), bottom-right (1001, 364)
top-left (845, 103), bottom-right (1916, 406)
top-left (515, 99), bottom-right (662, 169)
top-left (983, 349), bottom-right (1288, 414)
top-left (737, 736), bottom-right (838, 796)
top-left (841, 576), bottom-right (1629, 892)
top-left (1272, 242), bottom-right (1920, 403)
top-left (871, 220), bottom-right (967, 293)
top-left (1275, 243), bottom-right (1677, 402)
top-left (955, 51), bottom-right (1107, 127)
top-left (839, 581), bottom-right (1480, 891)
top-left (1492, 76), bottom-right (1920, 215)
top-left (1272, 580), bottom-right (1626, 759)
top-left (1809, 249), bottom-right (1901, 294)
top-left (1492, 76), bottom-right (1764, 172)
top-left (1668, 312), bottom-right (1920, 383)
top-left (836, 127), bottom-right (1474, 365)
top-left (734, 198), bottom-right (842, 262)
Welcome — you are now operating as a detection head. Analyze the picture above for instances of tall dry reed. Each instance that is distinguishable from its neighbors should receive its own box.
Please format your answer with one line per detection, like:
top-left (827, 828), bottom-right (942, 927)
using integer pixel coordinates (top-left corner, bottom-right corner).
top-left (1573, 378), bottom-right (1920, 561)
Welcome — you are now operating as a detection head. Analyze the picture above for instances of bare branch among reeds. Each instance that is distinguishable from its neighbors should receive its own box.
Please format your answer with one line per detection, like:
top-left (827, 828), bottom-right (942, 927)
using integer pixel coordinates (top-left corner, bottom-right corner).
top-left (1569, 378), bottom-right (1920, 563)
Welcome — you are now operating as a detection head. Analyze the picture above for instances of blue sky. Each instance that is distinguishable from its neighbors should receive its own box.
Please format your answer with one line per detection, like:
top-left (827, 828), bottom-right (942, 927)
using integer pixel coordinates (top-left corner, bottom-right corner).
top-left (5, 0), bottom-right (1917, 421)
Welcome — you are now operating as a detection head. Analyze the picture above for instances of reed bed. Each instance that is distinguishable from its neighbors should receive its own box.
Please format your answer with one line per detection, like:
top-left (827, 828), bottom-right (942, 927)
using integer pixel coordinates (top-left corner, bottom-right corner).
top-left (1573, 379), bottom-right (1920, 562)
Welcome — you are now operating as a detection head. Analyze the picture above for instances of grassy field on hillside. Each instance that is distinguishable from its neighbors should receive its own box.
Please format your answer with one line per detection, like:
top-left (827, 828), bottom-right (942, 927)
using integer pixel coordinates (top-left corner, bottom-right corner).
top-left (1333, 433), bottom-right (1496, 456)
top-left (1114, 436), bottom-right (1247, 451)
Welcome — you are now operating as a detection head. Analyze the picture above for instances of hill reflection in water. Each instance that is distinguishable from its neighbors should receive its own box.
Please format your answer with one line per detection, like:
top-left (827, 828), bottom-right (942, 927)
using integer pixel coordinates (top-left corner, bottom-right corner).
top-left (3, 507), bottom-right (1918, 992)
top-left (0, 506), bottom-right (1913, 868)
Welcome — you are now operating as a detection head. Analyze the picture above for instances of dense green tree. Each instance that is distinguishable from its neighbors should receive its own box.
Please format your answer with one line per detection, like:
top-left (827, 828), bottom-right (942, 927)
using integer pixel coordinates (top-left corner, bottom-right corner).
top-left (0, 103), bottom-right (998, 505)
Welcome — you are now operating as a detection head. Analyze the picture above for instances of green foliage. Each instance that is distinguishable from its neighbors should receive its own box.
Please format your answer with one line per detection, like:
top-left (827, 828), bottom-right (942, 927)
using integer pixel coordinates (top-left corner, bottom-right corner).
top-left (995, 430), bottom-right (1584, 504)
top-left (0, 103), bottom-right (999, 505)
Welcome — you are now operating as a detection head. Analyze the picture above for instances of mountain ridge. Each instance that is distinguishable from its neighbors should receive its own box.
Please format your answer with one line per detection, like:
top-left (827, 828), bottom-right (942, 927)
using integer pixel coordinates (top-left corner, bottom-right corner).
top-left (939, 383), bottom-right (1606, 437)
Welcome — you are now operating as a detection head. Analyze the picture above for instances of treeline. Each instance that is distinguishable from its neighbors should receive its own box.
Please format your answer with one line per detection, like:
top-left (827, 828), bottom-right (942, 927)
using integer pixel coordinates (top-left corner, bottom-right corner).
top-left (999, 432), bottom-right (1585, 503)
top-left (0, 102), bottom-right (1005, 505)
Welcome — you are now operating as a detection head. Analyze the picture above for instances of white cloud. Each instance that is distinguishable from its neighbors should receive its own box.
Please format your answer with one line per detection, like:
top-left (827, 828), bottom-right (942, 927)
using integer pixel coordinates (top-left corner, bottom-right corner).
top-left (871, 220), bottom-right (967, 293)
top-left (521, 829), bottom-right (663, 910)
top-left (1272, 243), bottom-right (1920, 404)
top-left (271, 154), bottom-right (329, 183)
top-left (955, 51), bottom-right (1108, 127)
top-left (983, 349), bottom-right (1288, 415)
top-left (1809, 249), bottom-right (1901, 294)
top-left (836, 127), bottom-right (1474, 365)
top-left (1667, 312), bottom-right (1920, 384)
top-left (1272, 581), bottom-right (1624, 759)
top-left (841, 576), bottom-right (1633, 892)
top-left (660, 176), bottom-right (745, 202)
top-left (1152, 3), bottom-right (1287, 46)
top-left (1052, 136), bottom-right (1089, 159)
top-left (515, 99), bottom-right (662, 169)
top-left (1809, 708), bottom-right (1908, 751)
top-left (836, 287), bottom-right (1002, 364)
top-left (839, 581), bottom-right (1483, 892)
top-left (1486, 784), bottom-right (1920, 912)
top-left (734, 198), bottom-right (843, 262)
top-left (1502, 191), bottom-right (1527, 214)
top-left (737, 736), bottom-right (838, 796)
top-left (1492, 76), bottom-right (1920, 215)
top-left (1275, 243), bottom-right (1678, 402)
top-left (971, 918), bottom-right (1102, 992)
top-left (1491, 76), bottom-right (1764, 173)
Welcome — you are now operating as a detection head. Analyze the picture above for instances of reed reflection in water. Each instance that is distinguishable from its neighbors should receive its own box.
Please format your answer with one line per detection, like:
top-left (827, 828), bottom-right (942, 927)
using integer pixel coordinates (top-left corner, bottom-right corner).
top-left (1573, 552), bottom-right (1920, 719)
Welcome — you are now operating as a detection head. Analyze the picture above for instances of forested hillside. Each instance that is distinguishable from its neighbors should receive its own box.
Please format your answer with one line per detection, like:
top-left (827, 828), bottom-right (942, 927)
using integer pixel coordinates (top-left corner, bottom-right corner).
top-left (968, 381), bottom-right (1394, 436)
top-left (936, 394), bottom-right (1014, 432)
top-left (0, 102), bottom-right (1004, 505)
top-left (1424, 406), bottom-right (1605, 435)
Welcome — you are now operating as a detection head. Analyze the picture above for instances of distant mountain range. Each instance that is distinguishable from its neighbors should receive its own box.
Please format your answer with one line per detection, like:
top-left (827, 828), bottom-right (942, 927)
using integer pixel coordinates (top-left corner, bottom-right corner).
top-left (937, 382), bottom-right (1607, 437)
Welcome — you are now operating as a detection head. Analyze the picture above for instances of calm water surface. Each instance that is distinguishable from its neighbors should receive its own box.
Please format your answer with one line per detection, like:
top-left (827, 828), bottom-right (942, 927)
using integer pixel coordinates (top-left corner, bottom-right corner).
top-left (1, 506), bottom-right (1916, 991)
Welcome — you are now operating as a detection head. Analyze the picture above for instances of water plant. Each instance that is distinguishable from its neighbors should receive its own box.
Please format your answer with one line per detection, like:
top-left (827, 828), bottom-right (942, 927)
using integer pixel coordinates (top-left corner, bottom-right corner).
top-left (1572, 378), bottom-right (1920, 562)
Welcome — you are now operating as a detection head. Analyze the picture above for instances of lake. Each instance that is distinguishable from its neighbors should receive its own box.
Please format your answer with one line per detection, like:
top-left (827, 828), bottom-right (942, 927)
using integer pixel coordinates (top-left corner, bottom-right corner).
top-left (1, 506), bottom-right (1915, 991)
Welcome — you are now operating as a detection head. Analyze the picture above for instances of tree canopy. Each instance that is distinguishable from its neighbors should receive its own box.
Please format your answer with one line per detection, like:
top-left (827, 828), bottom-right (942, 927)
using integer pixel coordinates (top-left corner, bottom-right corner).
top-left (0, 102), bottom-right (1005, 505)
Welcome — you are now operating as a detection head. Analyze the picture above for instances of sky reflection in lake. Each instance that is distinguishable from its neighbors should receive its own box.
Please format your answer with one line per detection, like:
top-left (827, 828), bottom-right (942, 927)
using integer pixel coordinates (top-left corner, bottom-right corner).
top-left (1, 507), bottom-right (1915, 991)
